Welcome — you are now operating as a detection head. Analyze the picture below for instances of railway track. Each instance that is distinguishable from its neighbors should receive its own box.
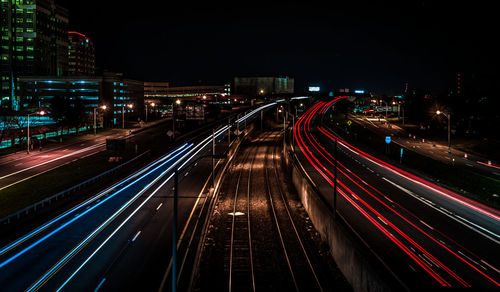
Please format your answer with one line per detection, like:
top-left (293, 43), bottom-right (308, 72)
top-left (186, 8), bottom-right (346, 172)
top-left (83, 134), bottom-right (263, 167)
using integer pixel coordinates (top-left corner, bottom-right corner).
top-left (264, 131), bottom-right (323, 292)
top-left (195, 129), bottom-right (347, 291)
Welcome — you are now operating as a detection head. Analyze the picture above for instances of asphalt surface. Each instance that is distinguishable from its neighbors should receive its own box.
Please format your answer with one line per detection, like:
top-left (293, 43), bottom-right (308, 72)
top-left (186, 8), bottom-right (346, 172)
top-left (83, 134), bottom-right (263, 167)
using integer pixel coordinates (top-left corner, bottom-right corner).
top-left (351, 115), bottom-right (500, 178)
top-left (0, 119), bottom-right (171, 191)
top-left (0, 103), bottom-right (278, 292)
top-left (293, 99), bottom-right (500, 290)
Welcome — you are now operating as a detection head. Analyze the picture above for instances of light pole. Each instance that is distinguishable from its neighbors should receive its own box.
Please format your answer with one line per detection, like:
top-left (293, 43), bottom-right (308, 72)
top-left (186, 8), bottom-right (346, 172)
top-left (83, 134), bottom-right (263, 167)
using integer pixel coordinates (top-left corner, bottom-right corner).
top-left (383, 101), bottom-right (388, 122)
top-left (173, 99), bottom-right (181, 140)
top-left (27, 110), bottom-right (45, 154)
top-left (93, 105), bottom-right (107, 135)
top-left (333, 138), bottom-right (338, 219)
top-left (436, 110), bottom-right (451, 153)
top-left (170, 153), bottom-right (227, 291)
top-left (122, 104), bottom-right (133, 129)
top-left (145, 102), bottom-right (155, 123)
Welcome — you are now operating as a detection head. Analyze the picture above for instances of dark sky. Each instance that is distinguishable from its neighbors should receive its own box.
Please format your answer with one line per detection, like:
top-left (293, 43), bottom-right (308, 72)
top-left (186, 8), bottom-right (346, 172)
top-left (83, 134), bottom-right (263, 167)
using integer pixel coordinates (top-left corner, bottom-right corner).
top-left (58, 1), bottom-right (497, 95)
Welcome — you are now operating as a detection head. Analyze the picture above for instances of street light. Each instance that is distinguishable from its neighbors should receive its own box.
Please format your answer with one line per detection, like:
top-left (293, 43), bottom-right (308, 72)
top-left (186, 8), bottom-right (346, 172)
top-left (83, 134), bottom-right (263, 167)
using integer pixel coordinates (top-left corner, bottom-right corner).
top-left (122, 104), bottom-right (133, 129)
top-left (27, 110), bottom-right (45, 154)
top-left (93, 105), bottom-right (107, 135)
top-left (172, 99), bottom-right (181, 140)
top-left (169, 152), bottom-right (227, 292)
top-left (436, 110), bottom-right (451, 153)
top-left (145, 102), bottom-right (155, 123)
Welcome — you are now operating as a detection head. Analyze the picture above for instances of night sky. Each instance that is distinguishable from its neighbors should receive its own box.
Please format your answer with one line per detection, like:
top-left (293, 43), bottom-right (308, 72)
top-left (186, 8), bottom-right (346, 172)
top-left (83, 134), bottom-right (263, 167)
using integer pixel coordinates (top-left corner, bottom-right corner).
top-left (58, 1), bottom-right (497, 95)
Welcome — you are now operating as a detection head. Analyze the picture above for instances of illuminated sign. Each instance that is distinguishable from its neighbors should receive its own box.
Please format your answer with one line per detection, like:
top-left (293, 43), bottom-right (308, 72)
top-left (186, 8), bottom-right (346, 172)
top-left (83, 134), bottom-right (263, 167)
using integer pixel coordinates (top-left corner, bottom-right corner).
top-left (354, 90), bottom-right (365, 94)
top-left (308, 87), bottom-right (320, 92)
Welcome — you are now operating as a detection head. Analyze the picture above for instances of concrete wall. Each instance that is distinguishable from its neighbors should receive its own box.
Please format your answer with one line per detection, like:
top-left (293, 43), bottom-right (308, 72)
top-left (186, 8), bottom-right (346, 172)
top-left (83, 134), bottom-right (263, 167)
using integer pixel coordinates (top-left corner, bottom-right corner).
top-left (285, 150), bottom-right (406, 292)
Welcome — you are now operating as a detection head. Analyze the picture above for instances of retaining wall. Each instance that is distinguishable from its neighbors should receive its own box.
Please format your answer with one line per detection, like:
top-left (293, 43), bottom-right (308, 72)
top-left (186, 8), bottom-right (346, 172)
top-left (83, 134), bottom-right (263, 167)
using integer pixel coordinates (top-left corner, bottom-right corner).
top-left (285, 149), bottom-right (406, 292)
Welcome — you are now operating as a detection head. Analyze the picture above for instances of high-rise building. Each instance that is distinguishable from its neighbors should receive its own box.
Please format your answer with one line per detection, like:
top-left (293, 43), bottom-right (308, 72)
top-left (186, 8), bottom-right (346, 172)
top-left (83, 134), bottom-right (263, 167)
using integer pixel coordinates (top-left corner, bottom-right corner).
top-left (1, 0), bottom-right (69, 110)
top-left (68, 31), bottom-right (95, 76)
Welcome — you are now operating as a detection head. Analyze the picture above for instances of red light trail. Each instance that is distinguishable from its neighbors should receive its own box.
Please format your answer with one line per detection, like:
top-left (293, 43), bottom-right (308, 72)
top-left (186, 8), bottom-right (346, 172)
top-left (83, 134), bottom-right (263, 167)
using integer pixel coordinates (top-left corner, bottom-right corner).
top-left (292, 99), bottom-right (500, 288)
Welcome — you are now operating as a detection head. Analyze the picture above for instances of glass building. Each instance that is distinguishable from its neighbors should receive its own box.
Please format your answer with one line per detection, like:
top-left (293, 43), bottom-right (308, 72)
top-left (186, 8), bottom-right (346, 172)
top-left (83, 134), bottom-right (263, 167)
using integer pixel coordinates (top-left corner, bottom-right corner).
top-left (1, 0), bottom-right (69, 110)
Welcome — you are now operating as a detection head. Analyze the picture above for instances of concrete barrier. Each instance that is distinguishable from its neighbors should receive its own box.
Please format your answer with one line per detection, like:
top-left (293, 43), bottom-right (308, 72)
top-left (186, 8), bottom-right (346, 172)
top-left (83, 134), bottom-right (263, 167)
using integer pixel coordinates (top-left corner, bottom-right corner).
top-left (285, 149), bottom-right (407, 292)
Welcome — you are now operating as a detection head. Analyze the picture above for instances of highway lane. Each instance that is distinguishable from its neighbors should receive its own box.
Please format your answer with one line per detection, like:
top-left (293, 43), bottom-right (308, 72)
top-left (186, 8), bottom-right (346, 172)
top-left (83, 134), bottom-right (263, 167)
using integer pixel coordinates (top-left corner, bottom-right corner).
top-left (0, 137), bottom-right (108, 190)
top-left (0, 120), bottom-right (172, 191)
top-left (350, 115), bottom-right (500, 178)
top-left (0, 143), bottom-right (194, 291)
top-left (0, 102), bottom-right (280, 291)
top-left (293, 99), bottom-right (500, 290)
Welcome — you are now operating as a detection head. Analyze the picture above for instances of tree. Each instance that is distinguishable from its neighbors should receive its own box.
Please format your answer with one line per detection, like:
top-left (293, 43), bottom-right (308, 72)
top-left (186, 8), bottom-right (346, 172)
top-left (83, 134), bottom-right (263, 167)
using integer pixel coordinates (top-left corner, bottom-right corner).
top-left (50, 95), bottom-right (88, 132)
top-left (335, 100), bottom-right (355, 120)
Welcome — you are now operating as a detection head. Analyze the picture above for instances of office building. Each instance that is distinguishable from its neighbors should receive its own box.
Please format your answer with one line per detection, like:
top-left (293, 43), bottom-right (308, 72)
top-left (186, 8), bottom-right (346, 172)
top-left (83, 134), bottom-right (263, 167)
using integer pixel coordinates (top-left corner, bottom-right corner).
top-left (234, 76), bottom-right (294, 96)
top-left (19, 72), bottom-right (144, 127)
top-left (144, 82), bottom-right (231, 113)
top-left (19, 76), bottom-right (103, 112)
top-left (68, 31), bottom-right (95, 76)
top-left (103, 72), bottom-right (144, 127)
top-left (1, 0), bottom-right (69, 110)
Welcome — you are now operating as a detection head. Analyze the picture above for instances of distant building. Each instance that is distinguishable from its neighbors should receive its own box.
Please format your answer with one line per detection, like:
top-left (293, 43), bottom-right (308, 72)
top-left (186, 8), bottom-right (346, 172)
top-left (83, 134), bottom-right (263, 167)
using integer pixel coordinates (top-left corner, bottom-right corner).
top-left (144, 82), bottom-right (170, 100)
top-left (164, 84), bottom-right (231, 99)
top-left (102, 73), bottom-right (144, 127)
top-left (144, 82), bottom-right (231, 114)
top-left (1, 0), bottom-right (69, 110)
top-left (68, 31), bottom-right (95, 76)
top-left (234, 76), bottom-right (294, 96)
top-left (19, 76), bottom-right (103, 112)
top-left (19, 72), bottom-right (144, 127)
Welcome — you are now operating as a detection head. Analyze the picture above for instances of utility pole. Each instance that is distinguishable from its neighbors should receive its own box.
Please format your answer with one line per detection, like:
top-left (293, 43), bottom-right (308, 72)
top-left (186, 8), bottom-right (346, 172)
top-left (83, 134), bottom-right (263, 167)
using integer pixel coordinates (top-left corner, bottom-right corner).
top-left (172, 168), bottom-right (178, 292)
top-left (212, 128), bottom-right (215, 188)
top-left (237, 114), bottom-right (240, 138)
top-left (228, 117), bottom-right (231, 145)
top-left (283, 114), bottom-right (286, 153)
top-left (333, 139), bottom-right (338, 219)
top-left (402, 103), bottom-right (405, 125)
top-left (260, 110), bottom-right (263, 130)
top-left (447, 113), bottom-right (451, 153)
top-left (27, 114), bottom-right (30, 154)
top-left (172, 102), bottom-right (175, 140)
top-left (93, 107), bottom-right (97, 135)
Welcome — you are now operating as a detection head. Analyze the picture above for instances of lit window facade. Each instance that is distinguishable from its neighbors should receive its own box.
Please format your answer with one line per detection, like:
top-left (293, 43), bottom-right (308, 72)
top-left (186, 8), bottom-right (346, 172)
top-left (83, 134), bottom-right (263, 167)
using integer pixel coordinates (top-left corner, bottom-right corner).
top-left (68, 31), bottom-right (95, 76)
top-left (19, 73), bottom-right (144, 128)
top-left (0, 0), bottom-right (69, 110)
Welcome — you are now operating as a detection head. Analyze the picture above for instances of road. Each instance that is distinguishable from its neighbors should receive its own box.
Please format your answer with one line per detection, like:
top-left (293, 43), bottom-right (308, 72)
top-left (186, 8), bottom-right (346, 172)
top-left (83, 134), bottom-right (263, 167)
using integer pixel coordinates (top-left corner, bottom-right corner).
top-left (350, 115), bottom-right (500, 178)
top-left (0, 119), bottom-right (170, 191)
top-left (0, 102), bottom-right (278, 292)
top-left (293, 98), bottom-right (500, 290)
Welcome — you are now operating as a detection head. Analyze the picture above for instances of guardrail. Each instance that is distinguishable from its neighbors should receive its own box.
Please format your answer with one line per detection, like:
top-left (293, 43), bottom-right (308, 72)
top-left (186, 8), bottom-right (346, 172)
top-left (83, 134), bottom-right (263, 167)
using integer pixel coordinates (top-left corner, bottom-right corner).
top-left (1, 150), bottom-right (151, 225)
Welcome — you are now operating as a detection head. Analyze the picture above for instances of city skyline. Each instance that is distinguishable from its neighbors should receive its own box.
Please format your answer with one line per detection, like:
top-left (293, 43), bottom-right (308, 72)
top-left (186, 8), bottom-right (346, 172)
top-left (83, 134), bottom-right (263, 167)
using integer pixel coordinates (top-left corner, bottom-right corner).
top-left (57, 0), bottom-right (497, 95)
